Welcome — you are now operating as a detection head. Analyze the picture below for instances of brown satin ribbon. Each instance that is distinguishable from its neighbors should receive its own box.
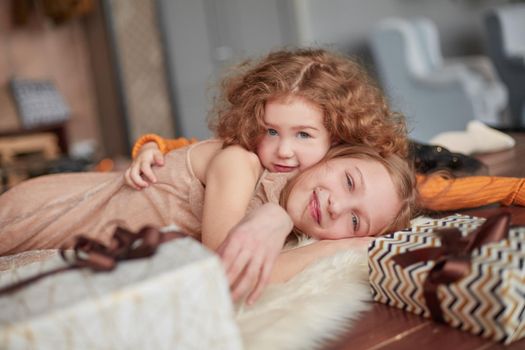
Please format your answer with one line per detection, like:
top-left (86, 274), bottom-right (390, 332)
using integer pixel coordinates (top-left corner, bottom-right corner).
top-left (391, 212), bottom-right (511, 323)
top-left (0, 226), bottom-right (186, 295)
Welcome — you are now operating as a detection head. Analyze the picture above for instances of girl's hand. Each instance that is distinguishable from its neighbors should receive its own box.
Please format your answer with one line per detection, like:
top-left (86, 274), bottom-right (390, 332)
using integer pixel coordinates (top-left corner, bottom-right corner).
top-left (267, 236), bottom-right (375, 285)
top-left (124, 142), bottom-right (165, 189)
top-left (217, 203), bottom-right (293, 305)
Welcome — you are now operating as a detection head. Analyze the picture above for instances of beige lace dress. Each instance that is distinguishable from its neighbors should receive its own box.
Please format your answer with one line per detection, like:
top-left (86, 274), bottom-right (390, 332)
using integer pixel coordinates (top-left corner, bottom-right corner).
top-left (0, 140), bottom-right (290, 257)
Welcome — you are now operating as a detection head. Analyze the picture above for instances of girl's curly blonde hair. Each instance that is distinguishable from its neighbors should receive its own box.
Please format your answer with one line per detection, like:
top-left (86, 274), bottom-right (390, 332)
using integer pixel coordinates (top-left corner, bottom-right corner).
top-left (209, 48), bottom-right (409, 158)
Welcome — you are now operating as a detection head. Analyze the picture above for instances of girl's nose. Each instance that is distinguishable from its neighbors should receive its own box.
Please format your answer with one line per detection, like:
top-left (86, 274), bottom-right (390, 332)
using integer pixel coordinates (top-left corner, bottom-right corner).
top-left (328, 195), bottom-right (351, 219)
top-left (277, 140), bottom-right (294, 158)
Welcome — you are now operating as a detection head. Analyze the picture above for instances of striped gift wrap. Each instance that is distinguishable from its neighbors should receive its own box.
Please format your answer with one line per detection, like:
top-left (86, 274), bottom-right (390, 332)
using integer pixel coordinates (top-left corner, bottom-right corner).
top-left (368, 214), bottom-right (525, 345)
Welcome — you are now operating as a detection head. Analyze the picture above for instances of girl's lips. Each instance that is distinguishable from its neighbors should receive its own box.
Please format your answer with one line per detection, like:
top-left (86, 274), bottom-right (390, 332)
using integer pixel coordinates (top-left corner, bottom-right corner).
top-left (273, 164), bottom-right (298, 173)
top-left (309, 191), bottom-right (321, 225)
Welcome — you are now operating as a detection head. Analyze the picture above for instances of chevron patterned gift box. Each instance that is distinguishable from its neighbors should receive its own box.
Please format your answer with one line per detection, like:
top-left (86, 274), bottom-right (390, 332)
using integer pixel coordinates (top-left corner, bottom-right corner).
top-left (368, 213), bottom-right (525, 344)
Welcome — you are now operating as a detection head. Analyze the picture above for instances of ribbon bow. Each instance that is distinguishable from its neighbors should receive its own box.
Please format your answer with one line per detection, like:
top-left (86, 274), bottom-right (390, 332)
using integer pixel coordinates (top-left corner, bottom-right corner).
top-left (61, 226), bottom-right (185, 271)
top-left (391, 212), bottom-right (511, 323)
top-left (0, 226), bottom-right (186, 295)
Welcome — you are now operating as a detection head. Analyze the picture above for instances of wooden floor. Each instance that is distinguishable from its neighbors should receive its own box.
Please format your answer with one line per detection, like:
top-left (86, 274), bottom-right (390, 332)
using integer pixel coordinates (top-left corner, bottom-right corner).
top-left (325, 132), bottom-right (525, 350)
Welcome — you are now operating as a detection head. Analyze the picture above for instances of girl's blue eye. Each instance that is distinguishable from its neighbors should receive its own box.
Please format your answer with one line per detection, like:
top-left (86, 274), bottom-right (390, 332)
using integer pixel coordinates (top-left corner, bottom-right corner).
top-left (352, 214), bottom-right (359, 231)
top-left (297, 131), bottom-right (311, 139)
top-left (267, 128), bottom-right (278, 136)
top-left (346, 174), bottom-right (359, 232)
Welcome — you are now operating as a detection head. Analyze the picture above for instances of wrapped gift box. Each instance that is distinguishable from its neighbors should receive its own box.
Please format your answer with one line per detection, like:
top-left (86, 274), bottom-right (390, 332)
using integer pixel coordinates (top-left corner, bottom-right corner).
top-left (0, 237), bottom-right (242, 350)
top-left (369, 214), bottom-right (525, 344)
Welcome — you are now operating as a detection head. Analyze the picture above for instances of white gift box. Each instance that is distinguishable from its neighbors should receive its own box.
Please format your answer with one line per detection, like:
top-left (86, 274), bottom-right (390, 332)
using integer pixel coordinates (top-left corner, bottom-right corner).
top-left (0, 237), bottom-right (242, 350)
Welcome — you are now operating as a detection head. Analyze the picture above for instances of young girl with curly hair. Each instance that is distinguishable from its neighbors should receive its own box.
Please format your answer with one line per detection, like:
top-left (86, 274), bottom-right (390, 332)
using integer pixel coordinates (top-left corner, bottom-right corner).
top-left (126, 47), bottom-right (408, 186)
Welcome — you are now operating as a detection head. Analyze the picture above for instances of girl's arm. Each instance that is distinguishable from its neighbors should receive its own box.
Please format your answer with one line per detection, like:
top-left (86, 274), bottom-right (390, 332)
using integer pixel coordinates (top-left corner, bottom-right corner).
top-left (219, 200), bottom-right (372, 301)
top-left (201, 145), bottom-right (263, 249)
top-left (218, 202), bottom-right (293, 304)
top-left (201, 146), bottom-right (293, 304)
top-left (417, 174), bottom-right (525, 211)
top-left (269, 237), bottom-right (373, 284)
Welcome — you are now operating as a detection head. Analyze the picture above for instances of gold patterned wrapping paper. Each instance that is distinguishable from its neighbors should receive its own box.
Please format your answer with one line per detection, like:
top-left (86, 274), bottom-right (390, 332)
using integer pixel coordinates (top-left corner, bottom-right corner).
top-left (368, 214), bottom-right (525, 344)
top-left (0, 238), bottom-right (242, 350)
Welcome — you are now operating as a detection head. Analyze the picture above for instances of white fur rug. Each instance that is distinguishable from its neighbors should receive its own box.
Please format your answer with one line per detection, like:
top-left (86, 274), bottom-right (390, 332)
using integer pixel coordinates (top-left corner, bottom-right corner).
top-left (235, 242), bottom-right (371, 350)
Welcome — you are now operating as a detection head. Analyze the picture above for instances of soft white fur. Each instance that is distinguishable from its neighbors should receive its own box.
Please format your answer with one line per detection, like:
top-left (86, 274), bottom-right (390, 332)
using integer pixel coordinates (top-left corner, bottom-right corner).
top-left (235, 240), bottom-right (371, 350)
top-left (234, 217), bottom-right (434, 350)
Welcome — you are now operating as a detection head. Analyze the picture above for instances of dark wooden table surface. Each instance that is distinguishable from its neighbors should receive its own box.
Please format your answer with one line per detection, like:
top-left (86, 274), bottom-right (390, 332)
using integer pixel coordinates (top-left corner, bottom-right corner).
top-left (326, 132), bottom-right (525, 350)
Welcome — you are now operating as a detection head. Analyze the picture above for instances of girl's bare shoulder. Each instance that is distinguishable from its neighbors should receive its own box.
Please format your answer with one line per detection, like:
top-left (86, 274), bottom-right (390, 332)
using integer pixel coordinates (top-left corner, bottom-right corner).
top-left (216, 144), bottom-right (261, 164)
top-left (189, 139), bottom-right (223, 181)
top-left (190, 140), bottom-right (262, 183)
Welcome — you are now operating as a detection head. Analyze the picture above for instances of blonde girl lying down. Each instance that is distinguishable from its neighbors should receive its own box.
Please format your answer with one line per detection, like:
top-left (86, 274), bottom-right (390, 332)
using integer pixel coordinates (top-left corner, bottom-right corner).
top-left (0, 142), bottom-right (417, 302)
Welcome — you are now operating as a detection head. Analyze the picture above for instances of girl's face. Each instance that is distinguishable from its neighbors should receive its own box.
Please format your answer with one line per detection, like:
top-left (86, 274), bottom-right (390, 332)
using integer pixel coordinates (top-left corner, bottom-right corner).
top-left (256, 96), bottom-right (332, 173)
top-left (285, 157), bottom-right (401, 239)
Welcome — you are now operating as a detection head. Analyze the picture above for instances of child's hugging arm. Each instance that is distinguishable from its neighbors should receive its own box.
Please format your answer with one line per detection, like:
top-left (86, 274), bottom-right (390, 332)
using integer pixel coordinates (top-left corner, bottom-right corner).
top-left (201, 145), bottom-right (294, 304)
top-left (218, 202), bottom-right (293, 304)
top-left (201, 145), bottom-right (262, 250)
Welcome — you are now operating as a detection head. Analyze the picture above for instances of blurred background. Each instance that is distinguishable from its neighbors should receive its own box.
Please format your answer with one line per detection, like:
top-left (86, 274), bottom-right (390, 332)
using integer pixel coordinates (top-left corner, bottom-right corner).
top-left (0, 0), bottom-right (523, 190)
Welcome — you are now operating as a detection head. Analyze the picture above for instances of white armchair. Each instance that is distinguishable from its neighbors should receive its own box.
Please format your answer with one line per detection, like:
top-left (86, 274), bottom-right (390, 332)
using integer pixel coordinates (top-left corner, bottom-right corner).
top-left (485, 4), bottom-right (525, 127)
top-left (370, 17), bottom-right (508, 142)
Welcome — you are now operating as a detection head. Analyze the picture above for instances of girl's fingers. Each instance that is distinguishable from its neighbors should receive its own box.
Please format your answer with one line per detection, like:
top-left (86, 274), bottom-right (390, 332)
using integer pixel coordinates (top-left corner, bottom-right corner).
top-left (246, 260), bottom-right (272, 305)
top-left (124, 169), bottom-right (141, 190)
top-left (130, 171), bottom-right (148, 188)
top-left (231, 254), bottom-right (263, 301)
top-left (226, 250), bottom-right (251, 286)
top-left (154, 153), bottom-right (165, 166)
top-left (218, 239), bottom-right (240, 274)
top-left (129, 163), bottom-right (150, 188)
top-left (124, 169), bottom-right (131, 184)
top-left (140, 162), bottom-right (157, 183)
